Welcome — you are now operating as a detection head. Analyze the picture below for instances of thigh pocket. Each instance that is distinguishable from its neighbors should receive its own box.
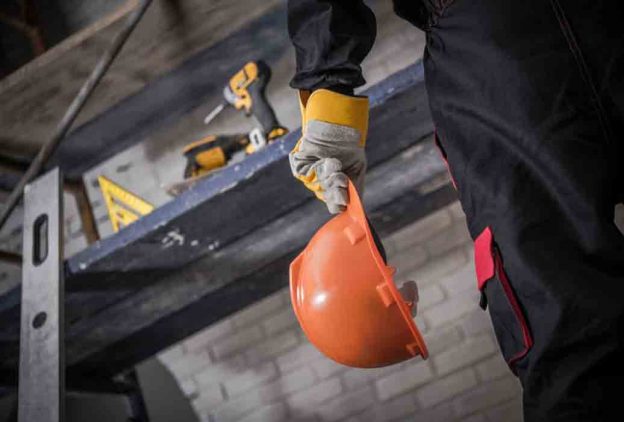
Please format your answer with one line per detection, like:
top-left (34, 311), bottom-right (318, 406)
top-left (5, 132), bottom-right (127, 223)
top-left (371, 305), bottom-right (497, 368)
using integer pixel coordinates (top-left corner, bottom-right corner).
top-left (474, 227), bottom-right (533, 372)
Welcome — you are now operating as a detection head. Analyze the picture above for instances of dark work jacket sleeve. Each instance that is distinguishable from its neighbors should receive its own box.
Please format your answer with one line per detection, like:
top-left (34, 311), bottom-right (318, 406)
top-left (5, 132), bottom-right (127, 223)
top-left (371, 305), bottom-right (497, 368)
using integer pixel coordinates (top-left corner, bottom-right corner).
top-left (288, 0), bottom-right (377, 91)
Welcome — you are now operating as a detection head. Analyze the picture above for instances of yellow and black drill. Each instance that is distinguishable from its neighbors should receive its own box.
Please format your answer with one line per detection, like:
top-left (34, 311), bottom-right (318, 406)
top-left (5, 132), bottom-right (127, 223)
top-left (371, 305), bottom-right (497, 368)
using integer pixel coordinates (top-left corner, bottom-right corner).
top-left (182, 60), bottom-right (288, 179)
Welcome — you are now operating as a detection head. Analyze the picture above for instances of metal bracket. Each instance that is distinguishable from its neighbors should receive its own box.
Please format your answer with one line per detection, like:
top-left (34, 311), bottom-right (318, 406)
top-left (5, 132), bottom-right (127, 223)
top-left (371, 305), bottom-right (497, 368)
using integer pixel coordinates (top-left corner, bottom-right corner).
top-left (248, 127), bottom-right (267, 152)
top-left (123, 370), bottom-right (150, 422)
top-left (18, 168), bottom-right (64, 422)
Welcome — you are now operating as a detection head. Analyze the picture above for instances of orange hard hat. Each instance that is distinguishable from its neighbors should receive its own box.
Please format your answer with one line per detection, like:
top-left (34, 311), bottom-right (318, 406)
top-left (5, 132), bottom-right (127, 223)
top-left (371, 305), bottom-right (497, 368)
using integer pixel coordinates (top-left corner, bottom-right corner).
top-left (289, 181), bottom-right (428, 368)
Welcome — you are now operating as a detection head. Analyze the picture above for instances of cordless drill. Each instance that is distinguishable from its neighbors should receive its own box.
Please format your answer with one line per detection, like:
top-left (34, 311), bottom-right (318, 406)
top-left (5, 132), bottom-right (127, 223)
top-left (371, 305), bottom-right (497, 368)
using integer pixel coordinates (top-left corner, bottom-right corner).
top-left (182, 133), bottom-right (249, 179)
top-left (183, 60), bottom-right (288, 180)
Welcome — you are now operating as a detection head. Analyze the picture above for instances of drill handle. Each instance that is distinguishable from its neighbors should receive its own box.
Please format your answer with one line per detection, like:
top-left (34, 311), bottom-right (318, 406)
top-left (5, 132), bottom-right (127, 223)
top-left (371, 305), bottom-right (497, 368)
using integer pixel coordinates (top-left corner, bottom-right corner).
top-left (248, 61), bottom-right (281, 133)
top-left (251, 87), bottom-right (280, 132)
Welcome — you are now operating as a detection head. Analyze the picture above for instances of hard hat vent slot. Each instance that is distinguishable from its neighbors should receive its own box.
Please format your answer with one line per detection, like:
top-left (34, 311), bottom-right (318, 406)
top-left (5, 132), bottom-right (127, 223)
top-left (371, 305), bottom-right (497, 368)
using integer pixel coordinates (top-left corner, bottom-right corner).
top-left (376, 283), bottom-right (395, 307)
top-left (406, 342), bottom-right (420, 357)
top-left (343, 223), bottom-right (366, 245)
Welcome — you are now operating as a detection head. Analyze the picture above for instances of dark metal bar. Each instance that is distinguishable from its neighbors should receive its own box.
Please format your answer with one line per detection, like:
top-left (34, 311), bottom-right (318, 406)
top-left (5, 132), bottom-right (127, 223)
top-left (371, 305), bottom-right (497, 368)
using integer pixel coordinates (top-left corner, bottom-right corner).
top-left (65, 180), bottom-right (100, 245)
top-left (124, 370), bottom-right (150, 422)
top-left (9, 399), bottom-right (18, 422)
top-left (0, 250), bottom-right (21, 266)
top-left (0, 153), bottom-right (30, 175)
top-left (64, 61), bottom-right (429, 279)
top-left (1, 368), bottom-right (136, 396)
top-left (66, 376), bottom-right (135, 396)
top-left (18, 168), bottom-right (64, 422)
top-left (0, 0), bottom-right (153, 230)
top-left (73, 162), bottom-right (455, 378)
top-left (0, 173), bottom-right (21, 195)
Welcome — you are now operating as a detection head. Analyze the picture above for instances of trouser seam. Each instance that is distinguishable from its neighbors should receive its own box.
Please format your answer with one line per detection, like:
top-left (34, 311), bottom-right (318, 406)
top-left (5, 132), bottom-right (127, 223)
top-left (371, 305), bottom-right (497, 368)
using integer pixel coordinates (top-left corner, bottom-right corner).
top-left (549, 0), bottom-right (613, 148)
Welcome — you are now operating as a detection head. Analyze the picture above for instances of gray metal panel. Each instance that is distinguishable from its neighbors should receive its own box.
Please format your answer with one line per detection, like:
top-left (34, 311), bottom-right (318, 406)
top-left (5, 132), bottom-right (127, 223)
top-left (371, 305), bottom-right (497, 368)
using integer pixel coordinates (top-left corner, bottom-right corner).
top-left (18, 169), bottom-right (64, 422)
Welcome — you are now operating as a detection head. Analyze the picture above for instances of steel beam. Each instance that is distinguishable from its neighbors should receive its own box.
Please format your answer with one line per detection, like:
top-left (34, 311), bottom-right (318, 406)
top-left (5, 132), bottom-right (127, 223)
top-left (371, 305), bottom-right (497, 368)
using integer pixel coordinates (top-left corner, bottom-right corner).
top-left (18, 168), bottom-right (64, 422)
top-left (123, 370), bottom-right (150, 422)
top-left (65, 62), bottom-right (431, 282)
top-left (0, 152), bottom-right (30, 175)
top-left (0, 61), bottom-right (455, 380)
top-left (0, 250), bottom-right (21, 266)
top-left (1, 368), bottom-right (137, 396)
top-left (71, 144), bottom-right (455, 377)
top-left (65, 180), bottom-right (100, 245)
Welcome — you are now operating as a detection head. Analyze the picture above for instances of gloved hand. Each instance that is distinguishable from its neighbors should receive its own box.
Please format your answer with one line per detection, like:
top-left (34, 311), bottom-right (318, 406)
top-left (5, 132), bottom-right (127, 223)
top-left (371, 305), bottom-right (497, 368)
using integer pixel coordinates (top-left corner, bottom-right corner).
top-left (289, 89), bottom-right (369, 214)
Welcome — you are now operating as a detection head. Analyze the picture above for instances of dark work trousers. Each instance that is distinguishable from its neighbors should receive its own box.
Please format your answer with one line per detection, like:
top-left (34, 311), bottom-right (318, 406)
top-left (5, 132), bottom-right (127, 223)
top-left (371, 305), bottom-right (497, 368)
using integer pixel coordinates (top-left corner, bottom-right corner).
top-left (423, 0), bottom-right (624, 420)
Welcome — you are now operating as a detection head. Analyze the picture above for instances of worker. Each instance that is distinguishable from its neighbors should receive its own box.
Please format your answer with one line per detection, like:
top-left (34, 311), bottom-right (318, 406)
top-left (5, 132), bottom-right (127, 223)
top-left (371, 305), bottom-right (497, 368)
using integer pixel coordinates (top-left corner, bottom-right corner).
top-left (287, 1), bottom-right (624, 420)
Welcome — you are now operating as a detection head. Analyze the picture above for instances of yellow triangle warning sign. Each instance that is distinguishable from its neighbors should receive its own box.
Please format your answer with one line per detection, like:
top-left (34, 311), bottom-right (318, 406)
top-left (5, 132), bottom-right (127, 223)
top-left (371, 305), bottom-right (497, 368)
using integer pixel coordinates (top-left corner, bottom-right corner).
top-left (98, 176), bottom-right (154, 232)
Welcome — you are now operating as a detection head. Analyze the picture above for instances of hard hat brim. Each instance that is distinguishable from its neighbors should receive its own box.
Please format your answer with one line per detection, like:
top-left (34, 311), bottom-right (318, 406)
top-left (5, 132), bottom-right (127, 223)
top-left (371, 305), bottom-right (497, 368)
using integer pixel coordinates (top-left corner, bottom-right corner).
top-left (290, 181), bottom-right (428, 366)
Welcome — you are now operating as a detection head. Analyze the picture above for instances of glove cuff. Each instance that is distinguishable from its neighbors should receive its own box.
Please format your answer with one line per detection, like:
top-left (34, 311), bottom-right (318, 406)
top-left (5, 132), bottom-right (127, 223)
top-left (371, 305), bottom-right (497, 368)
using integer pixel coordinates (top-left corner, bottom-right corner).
top-left (299, 89), bottom-right (369, 146)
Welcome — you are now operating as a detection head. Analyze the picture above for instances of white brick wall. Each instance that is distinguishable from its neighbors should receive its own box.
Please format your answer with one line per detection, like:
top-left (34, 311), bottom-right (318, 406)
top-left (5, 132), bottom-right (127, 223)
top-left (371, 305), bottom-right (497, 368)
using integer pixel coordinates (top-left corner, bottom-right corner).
top-left (416, 368), bottom-right (478, 409)
top-left (375, 361), bottom-right (434, 401)
top-left (157, 202), bottom-right (524, 422)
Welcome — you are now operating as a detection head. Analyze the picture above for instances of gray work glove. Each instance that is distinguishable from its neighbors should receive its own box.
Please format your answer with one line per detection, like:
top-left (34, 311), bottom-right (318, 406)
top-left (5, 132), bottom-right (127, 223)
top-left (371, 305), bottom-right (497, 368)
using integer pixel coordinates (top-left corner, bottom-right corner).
top-left (289, 119), bottom-right (366, 214)
top-left (288, 89), bottom-right (369, 214)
